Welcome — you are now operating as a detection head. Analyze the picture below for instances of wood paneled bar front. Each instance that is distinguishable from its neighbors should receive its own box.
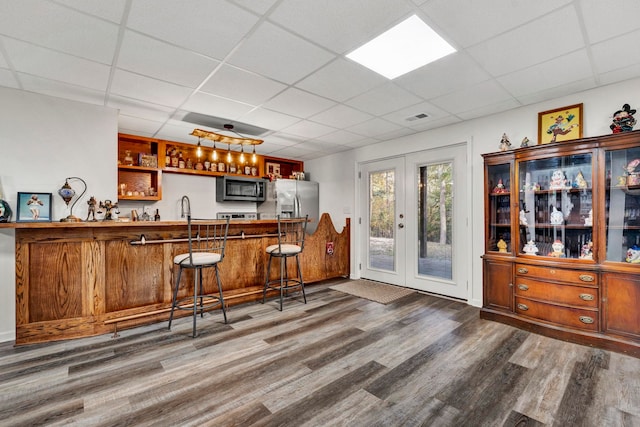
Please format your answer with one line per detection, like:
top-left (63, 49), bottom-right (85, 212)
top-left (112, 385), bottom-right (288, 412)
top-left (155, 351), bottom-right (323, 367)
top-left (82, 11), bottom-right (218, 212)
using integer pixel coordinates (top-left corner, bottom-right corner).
top-left (7, 213), bottom-right (349, 345)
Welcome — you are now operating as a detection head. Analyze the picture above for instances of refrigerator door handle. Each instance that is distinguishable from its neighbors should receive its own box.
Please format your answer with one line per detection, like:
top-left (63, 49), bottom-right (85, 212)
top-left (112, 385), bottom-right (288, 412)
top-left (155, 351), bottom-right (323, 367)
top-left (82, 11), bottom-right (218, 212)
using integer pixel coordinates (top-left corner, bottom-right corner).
top-left (294, 195), bottom-right (300, 217)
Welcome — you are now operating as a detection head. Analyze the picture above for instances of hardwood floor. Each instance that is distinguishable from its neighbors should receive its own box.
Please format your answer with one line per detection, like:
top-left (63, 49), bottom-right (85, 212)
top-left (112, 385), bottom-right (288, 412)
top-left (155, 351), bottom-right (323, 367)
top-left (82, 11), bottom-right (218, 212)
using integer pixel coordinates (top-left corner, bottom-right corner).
top-left (0, 279), bottom-right (639, 426)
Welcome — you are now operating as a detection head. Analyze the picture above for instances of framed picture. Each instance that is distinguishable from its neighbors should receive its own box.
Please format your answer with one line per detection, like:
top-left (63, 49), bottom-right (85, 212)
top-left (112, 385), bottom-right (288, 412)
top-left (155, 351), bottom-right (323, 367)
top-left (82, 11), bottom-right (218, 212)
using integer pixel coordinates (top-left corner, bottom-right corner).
top-left (538, 103), bottom-right (583, 144)
top-left (266, 162), bottom-right (281, 177)
top-left (16, 192), bottom-right (52, 222)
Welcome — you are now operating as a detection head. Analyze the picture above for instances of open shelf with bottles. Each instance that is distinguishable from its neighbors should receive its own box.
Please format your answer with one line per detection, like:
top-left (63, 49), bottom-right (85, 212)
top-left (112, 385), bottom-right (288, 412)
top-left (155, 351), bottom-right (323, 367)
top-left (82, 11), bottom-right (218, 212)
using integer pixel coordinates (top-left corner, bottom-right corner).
top-left (117, 134), bottom-right (162, 201)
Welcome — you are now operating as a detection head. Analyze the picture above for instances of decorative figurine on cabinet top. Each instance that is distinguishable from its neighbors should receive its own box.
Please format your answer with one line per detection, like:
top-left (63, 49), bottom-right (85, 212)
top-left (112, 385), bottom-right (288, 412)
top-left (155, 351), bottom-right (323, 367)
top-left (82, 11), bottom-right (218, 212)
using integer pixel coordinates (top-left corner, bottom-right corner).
top-left (499, 133), bottom-right (511, 151)
top-left (86, 196), bottom-right (97, 221)
top-left (98, 199), bottom-right (119, 221)
top-left (610, 104), bottom-right (636, 133)
top-left (549, 169), bottom-right (569, 190)
top-left (520, 137), bottom-right (530, 148)
top-left (523, 240), bottom-right (539, 255)
top-left (549, 240), bottom-right (565, 257)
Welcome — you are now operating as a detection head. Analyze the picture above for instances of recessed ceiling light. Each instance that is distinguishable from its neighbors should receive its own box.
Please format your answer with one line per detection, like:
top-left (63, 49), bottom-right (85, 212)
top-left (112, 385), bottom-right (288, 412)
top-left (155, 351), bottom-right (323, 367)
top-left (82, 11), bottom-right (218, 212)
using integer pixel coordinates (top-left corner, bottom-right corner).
top-left (346, 15), bottom-right (455, 80)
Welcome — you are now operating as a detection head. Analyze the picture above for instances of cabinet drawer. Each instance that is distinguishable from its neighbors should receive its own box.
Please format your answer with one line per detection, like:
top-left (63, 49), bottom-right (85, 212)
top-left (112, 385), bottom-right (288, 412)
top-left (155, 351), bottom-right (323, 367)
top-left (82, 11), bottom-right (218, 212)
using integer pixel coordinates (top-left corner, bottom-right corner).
top-left (514, 278), bottom-right (598, 308)
top-left (515, 264), bottom-right (597, 285)
top-left (515, 297), bottom-right (598, 331)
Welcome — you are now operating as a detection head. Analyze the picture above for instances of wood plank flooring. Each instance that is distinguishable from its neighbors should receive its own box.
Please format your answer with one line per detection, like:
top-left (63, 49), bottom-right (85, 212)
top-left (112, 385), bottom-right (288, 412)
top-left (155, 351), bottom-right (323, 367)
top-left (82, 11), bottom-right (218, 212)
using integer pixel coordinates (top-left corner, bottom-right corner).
top-left (1, 279), bottom-right (639, 426)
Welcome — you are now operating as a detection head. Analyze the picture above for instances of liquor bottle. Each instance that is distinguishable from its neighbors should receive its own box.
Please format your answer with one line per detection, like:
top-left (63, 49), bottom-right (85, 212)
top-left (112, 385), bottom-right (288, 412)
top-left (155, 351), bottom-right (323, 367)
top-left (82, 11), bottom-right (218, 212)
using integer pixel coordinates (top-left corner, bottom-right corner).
top-left (186, 158), bottom-right (193, 169)
top-left (154, 209), bottom-right (160, 222)
top-left (165, 146), bottom-right (171, 167)
top-left (170, 147), bottom-right (179, 168)
top-left (178, 152), bottom-right (185, 169)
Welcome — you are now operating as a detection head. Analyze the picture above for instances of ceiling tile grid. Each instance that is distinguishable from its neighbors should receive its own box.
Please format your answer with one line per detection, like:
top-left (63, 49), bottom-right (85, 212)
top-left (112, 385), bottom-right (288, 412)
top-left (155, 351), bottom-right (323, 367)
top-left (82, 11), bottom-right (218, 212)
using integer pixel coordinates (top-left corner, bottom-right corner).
top-left (0, 0), bottom-right (639, 160)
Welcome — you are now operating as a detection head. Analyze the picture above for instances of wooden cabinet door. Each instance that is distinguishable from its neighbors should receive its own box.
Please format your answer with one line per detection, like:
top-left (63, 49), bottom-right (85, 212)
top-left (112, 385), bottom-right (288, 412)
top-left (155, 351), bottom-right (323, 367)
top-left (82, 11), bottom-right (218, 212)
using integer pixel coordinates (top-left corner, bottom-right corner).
top-left (483, 257), bottom-right (513, 312)
top-left (603, 272), bottom-right (640, 340)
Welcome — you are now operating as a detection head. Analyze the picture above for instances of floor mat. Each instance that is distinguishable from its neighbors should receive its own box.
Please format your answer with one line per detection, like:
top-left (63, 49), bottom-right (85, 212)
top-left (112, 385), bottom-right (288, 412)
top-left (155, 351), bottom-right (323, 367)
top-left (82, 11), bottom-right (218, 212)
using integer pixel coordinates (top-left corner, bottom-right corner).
top-left (330, 279), bottom-right (416, 304)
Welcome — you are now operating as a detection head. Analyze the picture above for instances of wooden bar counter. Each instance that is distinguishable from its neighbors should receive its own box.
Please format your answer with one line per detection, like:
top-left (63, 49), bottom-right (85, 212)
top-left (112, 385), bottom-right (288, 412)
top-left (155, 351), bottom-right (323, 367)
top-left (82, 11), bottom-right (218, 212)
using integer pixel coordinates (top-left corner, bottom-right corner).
top-left (7, 213), bottom-right (349, 345)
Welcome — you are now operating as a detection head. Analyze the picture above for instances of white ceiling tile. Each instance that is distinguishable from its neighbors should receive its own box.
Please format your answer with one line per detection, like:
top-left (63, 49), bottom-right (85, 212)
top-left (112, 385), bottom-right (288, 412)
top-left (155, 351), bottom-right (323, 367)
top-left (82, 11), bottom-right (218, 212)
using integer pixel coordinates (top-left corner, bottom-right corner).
top-left (430, 79), bottom-right (515, 115)
top-left (406, 115), bottom-right (462, 132)
top-left (467, 5), bottom-right (584, 76)
top-left (302, 139), bottom-right (350, 153)
top-left (239, 107), bottom-right (301, 131)
top-left (0, 46), bottom-right (8, 68)
top-left (421, 0), bottom-right (572, 47)
top-left (456, 98), bottom-right (522, 121)
top-left (515, 78), bottom-right (596, 106)
top-left (395, 53), bottom-right (490, 100)
top-left (118, 115), bottom-right (165, 135)
top-left (200, 65), bottom-right (287, 105)
top-left (228, 21), bottom-right (335, 84)
top-left (296, 58), bottom-right (386, 102)
top-left (377, 127), bottom-right (417, 141)
top-left (281, 120), bottom-right (336, 139)
top-left (314, 129), bottom-right (367, 145)
top-left (110, 70), bottom-right (193, 107)
top-left (498, 50), bottom-right (593, 98)
top-left (263, 88), bottom-right (336, 118)
top-left (0, 0), bottom-right (119, 63)
top-left (268, 144), bottom-right (323, 160)
top-left (107, 95), bottom-right (174, 123)
top-left (598, 63), bottom-right (640, 86)
top-left (117, 31), bottom-right (218, 88)
top-left (343, 137), bottom-right (378, 149)
top-left (181, 92), bottom-right (255, 121)
top-left (127, 0), bottom-right (259, 59)
top-left (591, 30), bottom-right (640, 74)
top-left (347, 118), bottom-right (403, 137)
top-left (18, 73), bottom-right (106, 106)
top-left (3, 38), bottom-right (110, 91)
top-left (581, 0), bottom-right (640, 44)
top-left (346, 83), bottom-right (423, 116)
top-left (51, 0), bottom-right (127, 23)
top-left (269, 0), bottom-right (412, 54)
top-left (230, 0), bottom-right (279, 15)
top-left (264, 133), bottom-right (306, 148)
top-left (310, 104), bottom-right (373, 128)
top-left (0, 68), bottom-right (19, 89)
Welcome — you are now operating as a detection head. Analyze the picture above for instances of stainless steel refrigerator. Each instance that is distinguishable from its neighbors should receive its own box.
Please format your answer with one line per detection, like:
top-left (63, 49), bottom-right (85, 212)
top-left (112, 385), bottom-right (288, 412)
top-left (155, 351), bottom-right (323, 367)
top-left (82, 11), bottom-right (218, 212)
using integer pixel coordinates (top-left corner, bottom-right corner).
top-left (257, 179), bottom-right (319, 233)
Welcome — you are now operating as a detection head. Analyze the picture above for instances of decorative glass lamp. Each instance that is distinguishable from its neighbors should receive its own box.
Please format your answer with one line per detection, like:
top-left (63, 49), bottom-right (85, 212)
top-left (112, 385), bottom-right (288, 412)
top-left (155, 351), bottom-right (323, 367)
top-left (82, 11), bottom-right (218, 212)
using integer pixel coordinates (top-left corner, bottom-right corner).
top-left (58, 177), bottom-right (87, 222)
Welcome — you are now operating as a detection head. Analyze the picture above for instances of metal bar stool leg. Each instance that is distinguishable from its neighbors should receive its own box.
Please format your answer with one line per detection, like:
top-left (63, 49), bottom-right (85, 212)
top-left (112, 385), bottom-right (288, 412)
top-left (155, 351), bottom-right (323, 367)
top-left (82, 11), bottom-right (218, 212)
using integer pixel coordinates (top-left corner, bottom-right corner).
top-left (192, 268), bottom-right (199, 338)
top-left (215, 265), bottom-right (227, 324)
top-left (168, 267), bottom-right (183, 330)
top-left (263, 253), bottom-right (273, 304)
top-left (279, 256), bottom-right (286, 311)
top-left (296, 254), bottom-right (306, 304)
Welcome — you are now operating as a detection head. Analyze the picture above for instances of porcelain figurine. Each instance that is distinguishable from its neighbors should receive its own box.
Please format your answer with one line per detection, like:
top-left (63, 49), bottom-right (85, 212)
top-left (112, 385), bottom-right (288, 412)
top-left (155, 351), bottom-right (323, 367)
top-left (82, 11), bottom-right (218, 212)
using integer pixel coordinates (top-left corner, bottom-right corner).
top-left (549, 240), bottom-right (565, 257)
top-left (580, 241), bottom-right (594, 260)
top-left (522, 240), bottom-right (539, 255)
top-left (610, 104), bottom-right (637, 133)
top-left (550, 206), bottom-right (564, 225)
top-left (499, 133), bottom-right (511, 151)
top-left (493, 178), bottom-right (508, 193)
top-left (549, 169), bottom-right (569, 190)
top-left (497, 239), bottom-right (508, 253)
top-left (520, 137), bottom-right (530, 148)
top-left (574, 171), bottom-right (588, 189)
top-left (626, 245), bottom-right (640, 263)
top-left (584, 209), bottom-right (593, 226)
top-left (519, 209), bottom-right (528, 225)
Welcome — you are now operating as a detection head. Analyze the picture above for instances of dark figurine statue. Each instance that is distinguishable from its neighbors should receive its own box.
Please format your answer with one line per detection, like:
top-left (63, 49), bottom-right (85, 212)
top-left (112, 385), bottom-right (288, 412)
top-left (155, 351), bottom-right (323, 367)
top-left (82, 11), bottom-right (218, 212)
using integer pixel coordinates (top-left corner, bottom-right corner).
top-left (611, 104), bottom-right (636, 133)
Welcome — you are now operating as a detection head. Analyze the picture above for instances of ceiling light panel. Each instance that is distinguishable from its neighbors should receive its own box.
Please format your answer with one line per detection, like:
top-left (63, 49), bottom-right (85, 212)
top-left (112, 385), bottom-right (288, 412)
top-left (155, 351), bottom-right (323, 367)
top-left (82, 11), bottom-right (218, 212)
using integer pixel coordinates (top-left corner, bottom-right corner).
top-left (346, 15), bottom-right (456, 79)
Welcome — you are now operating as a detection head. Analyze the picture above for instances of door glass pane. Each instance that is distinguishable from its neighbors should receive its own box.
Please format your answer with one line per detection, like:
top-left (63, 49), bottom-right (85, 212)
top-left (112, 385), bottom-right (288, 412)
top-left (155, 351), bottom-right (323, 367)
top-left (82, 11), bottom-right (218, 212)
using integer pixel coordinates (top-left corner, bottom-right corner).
top-left (369, 169), bottom-right (395, 271)
top-left (418, 162), bottom-right (452, 280)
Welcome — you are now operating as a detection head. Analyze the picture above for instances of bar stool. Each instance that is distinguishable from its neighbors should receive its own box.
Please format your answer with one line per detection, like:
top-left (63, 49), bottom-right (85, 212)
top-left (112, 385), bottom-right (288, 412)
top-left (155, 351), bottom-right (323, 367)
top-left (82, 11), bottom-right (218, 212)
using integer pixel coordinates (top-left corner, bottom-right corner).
top-left (168, 196), bottom-right (230, 337)
top-left (263, 215), bottom-right (308, 311)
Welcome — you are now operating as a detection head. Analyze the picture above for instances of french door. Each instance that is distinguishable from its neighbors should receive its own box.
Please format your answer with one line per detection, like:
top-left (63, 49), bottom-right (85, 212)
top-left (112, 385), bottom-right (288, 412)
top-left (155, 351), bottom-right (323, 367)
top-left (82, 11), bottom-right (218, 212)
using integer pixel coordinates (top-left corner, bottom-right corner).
top-left (359, 144), bottom-right (468, 300)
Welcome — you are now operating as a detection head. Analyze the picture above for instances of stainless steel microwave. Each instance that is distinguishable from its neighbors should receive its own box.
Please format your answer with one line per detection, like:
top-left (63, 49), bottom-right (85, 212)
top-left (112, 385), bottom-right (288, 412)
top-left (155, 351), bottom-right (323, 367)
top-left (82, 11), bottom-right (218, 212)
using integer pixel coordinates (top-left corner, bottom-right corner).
top-left (216, 176), bottom-right (266, 202)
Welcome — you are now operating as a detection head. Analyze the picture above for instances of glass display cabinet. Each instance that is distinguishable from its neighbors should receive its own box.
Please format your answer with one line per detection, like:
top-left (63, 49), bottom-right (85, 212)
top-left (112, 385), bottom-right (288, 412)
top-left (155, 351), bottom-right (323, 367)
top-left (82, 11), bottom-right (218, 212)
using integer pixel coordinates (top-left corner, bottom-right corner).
top-left (517, 152), bottom-right (593, 259)
top-left (481, 131), bottom-right (640, 357)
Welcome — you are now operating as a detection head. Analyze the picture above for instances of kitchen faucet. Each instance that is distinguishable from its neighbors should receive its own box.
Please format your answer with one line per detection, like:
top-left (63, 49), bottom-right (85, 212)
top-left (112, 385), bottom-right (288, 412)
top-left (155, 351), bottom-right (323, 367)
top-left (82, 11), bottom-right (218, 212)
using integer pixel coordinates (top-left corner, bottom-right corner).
top-left (181, 195), bottom-right (191, 218)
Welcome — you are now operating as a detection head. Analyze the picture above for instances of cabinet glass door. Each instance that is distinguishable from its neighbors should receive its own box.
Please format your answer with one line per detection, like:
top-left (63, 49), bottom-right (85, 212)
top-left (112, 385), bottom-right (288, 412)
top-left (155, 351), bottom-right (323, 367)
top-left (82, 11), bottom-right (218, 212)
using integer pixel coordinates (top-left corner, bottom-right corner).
top-left (605, 147), bottom-right (640, 262)
top-left (518, 153), bottom-right (593, 259)
top-left (487, 163), bottom-right (512, 253)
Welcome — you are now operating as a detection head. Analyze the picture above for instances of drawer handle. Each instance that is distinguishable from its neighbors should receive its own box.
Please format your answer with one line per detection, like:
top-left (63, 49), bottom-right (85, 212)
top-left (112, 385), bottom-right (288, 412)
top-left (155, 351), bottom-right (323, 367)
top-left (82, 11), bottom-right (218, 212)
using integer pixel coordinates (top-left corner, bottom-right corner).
top-left (579, 274), bottom-right (595, 282)
top-left (579, 316), bottom-right (594, 324)
top-left (518, 284), bottom-right (529, 291)
top-left (517, 268), bottom-right (528, 274)
top-left (579, 293), bottom-right (594, 301)
top-left (517, 303), bottom-right (529, 311)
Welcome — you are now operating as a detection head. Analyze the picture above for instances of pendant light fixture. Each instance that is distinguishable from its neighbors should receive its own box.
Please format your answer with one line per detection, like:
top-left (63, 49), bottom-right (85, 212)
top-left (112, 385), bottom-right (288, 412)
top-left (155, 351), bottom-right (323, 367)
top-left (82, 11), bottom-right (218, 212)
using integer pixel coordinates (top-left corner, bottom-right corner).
top-left (196, 137), bottom-right (202, 158)
top-left (239, 144), bottom-right (245, 164)
top-left (252, 145), bottom-right (257, 164)
top-left (212, 141), bottom-right (218, 161)
top-left (226, 143), bottom-right (232, 163)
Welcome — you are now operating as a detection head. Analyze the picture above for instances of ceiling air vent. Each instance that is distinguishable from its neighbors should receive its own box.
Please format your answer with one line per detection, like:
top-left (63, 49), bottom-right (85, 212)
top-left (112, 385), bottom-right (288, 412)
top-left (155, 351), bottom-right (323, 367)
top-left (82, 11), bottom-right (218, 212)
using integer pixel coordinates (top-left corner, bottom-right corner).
top-left (405, 113), bottom-right (429, 122)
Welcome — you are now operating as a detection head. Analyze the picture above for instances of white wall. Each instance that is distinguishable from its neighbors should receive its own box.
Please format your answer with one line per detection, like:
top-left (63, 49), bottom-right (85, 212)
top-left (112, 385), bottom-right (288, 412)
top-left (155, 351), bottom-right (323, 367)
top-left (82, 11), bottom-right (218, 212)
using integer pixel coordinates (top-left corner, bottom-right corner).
top-left (305, 77), bottom-right (640, 307)
top-left (0, 87), bottom-right (117, 342)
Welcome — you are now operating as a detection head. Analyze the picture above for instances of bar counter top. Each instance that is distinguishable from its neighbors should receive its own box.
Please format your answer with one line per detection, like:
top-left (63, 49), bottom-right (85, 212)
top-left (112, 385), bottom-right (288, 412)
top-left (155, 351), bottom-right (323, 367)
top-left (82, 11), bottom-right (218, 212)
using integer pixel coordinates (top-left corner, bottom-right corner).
top-left (10, 213), bottom-right (350, 345)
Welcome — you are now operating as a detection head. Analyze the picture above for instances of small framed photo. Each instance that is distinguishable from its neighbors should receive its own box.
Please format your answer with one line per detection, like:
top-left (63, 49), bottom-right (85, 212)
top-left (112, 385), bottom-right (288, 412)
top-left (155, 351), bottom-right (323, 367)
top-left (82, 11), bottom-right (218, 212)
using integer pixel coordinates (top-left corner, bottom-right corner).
top-left (266, 162), bottom-right (281, 177)
top-left (538, 103), bottom-right (583, 144)
top-left (16, 192), bottom-right (52, 222)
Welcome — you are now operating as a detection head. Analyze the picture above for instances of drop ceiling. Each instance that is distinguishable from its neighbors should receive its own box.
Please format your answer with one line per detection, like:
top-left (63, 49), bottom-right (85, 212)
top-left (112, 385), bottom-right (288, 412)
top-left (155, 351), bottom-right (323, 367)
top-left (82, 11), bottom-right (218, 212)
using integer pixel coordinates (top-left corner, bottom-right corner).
top-left (1, 0), bottom-right (639, 160)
